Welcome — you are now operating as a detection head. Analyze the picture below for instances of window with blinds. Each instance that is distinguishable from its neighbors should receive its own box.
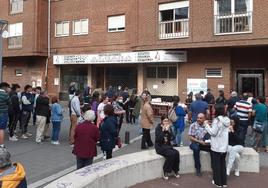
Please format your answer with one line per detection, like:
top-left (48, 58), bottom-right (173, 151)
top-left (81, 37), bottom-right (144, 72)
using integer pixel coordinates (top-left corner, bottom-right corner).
top-left (8, 22), bottom-right (23, 49)
top-left (10, 0), bottom-right (23, 14)
top-left (108, 15), bottom-right (125, 32)
top-left (55, 21), bottom-right (70, 37)
top-left (205, 68), bottom-right (222, 77)
top-left (73, 19), bottom-right (88, 35)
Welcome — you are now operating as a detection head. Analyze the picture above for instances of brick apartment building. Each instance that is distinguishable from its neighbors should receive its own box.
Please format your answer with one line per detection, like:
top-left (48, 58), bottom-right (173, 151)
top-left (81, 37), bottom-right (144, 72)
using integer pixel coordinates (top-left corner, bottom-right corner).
top-left (1, 0), bottom-right (268, 101)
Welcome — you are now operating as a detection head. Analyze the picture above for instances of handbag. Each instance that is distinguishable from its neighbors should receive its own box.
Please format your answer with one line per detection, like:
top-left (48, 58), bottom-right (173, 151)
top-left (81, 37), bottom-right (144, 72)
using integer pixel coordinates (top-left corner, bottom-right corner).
top-left (168, 107), bottom-right (178, 123)
top-left (253, 120), bottom-right (264, 133)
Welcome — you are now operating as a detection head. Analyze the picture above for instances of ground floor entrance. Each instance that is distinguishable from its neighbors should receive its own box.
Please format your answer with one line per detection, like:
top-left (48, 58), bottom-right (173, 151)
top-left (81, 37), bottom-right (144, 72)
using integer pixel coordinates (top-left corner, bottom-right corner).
top-left (237, 70), bottom-right (265, 97)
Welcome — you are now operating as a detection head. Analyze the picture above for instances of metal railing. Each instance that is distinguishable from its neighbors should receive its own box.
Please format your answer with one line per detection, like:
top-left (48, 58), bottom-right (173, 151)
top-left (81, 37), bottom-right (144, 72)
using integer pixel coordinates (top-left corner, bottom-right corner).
top-left (215, 12), bottom-right (252, 34)
top-left (159, 19), bottom-right (189, 39)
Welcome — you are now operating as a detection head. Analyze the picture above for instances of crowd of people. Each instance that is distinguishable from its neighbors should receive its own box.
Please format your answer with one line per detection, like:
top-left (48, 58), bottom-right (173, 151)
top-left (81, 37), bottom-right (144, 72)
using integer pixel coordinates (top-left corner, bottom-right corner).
top-left (1, 80), bottom-right (268, 187)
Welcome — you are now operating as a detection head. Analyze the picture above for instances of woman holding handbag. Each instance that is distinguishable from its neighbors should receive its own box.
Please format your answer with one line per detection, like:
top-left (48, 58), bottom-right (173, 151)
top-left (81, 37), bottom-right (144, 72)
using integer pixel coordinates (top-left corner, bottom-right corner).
top-left (252, 96), bottom-right (268, 152)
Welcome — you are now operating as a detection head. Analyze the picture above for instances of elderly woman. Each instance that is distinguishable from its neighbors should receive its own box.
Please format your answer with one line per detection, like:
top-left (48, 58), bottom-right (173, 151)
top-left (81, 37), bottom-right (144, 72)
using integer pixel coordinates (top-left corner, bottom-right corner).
top-left (205, 104), bottom-right (230, 187)
top-left (72, 110), bottom-right (100, 169)
top-left (155, 115), bottom-right (180, 180)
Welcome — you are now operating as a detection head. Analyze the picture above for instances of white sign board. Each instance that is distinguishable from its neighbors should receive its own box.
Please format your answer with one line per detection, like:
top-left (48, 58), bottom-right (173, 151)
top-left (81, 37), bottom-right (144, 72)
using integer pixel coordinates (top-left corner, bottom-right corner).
top-left (53, 50), bottom-right (187, 65)
top-left (187, 79), bottom-right (207, 94)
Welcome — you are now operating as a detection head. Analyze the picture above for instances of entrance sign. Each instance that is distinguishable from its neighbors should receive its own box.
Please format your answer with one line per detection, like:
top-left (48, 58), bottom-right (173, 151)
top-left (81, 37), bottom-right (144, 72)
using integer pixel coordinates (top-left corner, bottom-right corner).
top-left (53, 50), bottom-right (187, 65)
top-left (187, 79), bottom-right (207, 94)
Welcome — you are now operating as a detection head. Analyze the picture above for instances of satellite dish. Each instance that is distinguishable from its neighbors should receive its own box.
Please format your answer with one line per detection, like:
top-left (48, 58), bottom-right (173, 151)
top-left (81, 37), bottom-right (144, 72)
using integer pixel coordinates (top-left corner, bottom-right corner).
top-left (2, 31), bottom-right (9, 38)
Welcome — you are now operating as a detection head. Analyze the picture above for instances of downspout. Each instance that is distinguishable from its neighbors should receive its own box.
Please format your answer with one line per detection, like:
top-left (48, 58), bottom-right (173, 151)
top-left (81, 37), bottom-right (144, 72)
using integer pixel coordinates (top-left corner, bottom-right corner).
top-left (45, 0), bottom-right (51, 90)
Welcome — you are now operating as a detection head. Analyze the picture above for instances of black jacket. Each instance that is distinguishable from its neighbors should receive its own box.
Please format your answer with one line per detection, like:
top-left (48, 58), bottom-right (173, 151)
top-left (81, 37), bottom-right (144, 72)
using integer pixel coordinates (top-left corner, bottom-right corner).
top-left (229, 126), bottom-right (243, 146)
top-left (36, 95), bottom-right (50, 117)
top-left (8, 90), bottom-right (20, 114)
top-left (155, 123), bottom-right (174, 155)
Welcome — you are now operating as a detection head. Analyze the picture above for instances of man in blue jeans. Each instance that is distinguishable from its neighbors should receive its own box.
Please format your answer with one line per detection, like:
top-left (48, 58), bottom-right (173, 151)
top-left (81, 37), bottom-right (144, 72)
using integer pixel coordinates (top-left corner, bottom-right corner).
top-left (188, 113), bottom-right (211, 177)
top-left (0, 82), bottom-right (10, 147)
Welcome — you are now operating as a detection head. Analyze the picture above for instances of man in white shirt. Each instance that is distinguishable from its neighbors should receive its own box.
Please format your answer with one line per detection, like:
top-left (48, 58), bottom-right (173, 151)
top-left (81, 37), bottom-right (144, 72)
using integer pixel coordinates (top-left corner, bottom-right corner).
top-left (69, 91), bottom-right (81, 145)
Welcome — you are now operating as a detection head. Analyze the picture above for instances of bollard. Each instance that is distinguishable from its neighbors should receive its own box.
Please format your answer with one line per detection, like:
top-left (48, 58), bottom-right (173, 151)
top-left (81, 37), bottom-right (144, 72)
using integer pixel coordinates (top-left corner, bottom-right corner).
top-left (125, 131), bottom-right (130, 144)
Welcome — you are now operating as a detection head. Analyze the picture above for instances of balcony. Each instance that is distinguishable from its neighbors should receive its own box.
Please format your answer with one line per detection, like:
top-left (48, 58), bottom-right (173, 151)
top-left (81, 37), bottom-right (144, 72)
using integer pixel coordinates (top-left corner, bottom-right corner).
top-left (214, 12), bottom-right (252, 35)
top-left (159, 19), bottom-right (189, 39)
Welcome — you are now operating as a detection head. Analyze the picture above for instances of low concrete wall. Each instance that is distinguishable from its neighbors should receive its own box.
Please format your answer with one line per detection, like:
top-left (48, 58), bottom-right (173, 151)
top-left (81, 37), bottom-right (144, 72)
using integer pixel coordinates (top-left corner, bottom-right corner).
top-left (45, 147), bottom-right (259, 188)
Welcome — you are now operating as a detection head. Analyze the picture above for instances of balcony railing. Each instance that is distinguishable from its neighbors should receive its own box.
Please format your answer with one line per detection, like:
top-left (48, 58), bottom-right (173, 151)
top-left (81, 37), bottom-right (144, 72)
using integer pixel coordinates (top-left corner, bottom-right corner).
top-left (159, 19), bottom-right (189, 39)
top-left (215, 12), bottom-right (252, 34)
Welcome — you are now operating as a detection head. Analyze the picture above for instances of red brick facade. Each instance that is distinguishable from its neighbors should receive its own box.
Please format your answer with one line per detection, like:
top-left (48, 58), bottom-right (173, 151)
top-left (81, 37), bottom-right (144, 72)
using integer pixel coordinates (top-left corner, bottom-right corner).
top-left (1, 0), bottom-right (268, 100)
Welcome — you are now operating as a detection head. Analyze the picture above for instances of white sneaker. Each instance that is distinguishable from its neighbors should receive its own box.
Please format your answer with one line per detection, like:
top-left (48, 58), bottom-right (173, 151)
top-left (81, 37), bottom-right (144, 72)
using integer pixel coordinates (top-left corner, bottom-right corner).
top-left (21, 134), bottom-right (28, 139)
top-left (163, 172), bottom-right (169, 180)
top-left (226, 168), bottom-right (230, 176)
top-left (9, 136), bottom-right (18, 141)
top-left (51, 141), bottom-right (60, 145)
top-left (234, 170), bottom-right (240, 177)
top-left (174, 172), bottom-right (180, 178)
top-left (25, 132), bottom-right (32, 137)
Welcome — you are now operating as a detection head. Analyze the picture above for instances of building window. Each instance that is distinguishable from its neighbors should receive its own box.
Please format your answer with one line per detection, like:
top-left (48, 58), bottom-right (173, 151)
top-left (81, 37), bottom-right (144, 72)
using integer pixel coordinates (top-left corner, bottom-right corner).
top-left (108, 15), bottom-right (125, 32)
top-left (214, 0), bottom-right (253, 34)
top-left (15, 69), bottom-right (22, 76)
top-left (10, 0), bottom-right (23, 14)
top-left (159, 1), bottom-right (189, 39)
top-left (8, 22), bottom-right (23, 49)
top-left (73, 19), bottom-right (88, 35)
top-left (147, 66), bottom-right (177, 79)
top-left (205, 68), bottom-right (222, 78)
top-left (55, 21), bottom-right (69, 37)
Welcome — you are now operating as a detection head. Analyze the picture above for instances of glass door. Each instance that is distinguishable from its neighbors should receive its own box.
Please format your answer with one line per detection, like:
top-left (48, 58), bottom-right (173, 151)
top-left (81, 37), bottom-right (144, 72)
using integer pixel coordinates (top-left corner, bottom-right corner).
top-left (237, 73), bottom-right (263, 97)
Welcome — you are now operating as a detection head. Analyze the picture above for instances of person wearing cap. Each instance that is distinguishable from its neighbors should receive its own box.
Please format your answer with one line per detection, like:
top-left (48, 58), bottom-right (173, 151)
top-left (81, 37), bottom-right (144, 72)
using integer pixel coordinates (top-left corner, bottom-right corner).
top-left (72, 110), bottom-right (100, 169)
top-left (0, 147), bottom-right (27, 188)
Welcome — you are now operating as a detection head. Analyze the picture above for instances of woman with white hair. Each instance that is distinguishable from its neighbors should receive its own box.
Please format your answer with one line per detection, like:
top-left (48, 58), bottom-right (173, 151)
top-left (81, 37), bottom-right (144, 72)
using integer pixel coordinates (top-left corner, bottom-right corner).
top-left (72, 110), bottom-right (100, 169)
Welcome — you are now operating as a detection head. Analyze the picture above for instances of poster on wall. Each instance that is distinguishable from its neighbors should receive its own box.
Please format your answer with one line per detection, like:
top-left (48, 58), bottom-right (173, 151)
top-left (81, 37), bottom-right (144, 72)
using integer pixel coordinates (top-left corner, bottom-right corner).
top-left (187, 79), bottom-right (207, 95)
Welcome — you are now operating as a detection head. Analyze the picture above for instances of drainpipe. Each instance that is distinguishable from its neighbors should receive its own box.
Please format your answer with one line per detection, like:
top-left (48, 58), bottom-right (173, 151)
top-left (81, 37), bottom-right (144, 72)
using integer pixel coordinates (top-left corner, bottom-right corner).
top-left (45, 0), bottom-right (51, 90)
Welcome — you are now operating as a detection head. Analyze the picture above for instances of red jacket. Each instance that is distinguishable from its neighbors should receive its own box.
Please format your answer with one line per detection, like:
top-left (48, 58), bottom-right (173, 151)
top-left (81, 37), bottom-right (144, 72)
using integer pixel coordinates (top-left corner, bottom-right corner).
top-left (73, 121), bottom-right (100, 158)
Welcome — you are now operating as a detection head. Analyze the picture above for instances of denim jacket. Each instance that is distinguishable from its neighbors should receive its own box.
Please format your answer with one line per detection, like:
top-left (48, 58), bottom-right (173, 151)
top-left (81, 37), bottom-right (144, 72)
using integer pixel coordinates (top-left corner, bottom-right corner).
top-left (51, 103), bottom-right (63, 122)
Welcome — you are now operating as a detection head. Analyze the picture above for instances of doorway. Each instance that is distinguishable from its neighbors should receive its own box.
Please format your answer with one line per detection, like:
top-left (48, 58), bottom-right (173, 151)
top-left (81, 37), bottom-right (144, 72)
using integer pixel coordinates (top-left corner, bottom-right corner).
top-left (237, 70), bottom-right (265, 97)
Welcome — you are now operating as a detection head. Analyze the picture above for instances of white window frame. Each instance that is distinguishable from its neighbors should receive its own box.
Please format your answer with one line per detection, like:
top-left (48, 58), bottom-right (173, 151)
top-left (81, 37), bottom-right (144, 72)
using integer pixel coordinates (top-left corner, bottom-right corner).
top-left (55, 21), bottom-right (70, 37)
top-left (10, 0), bottom-right (23, 14)
top-left (73, 19), bottom-right (89, 36)
top-left (214, 0), bottom-right (253, 35)
top-left (108, 15), bottom-right (125, 32)
top-left (8, 22), bottom-right (23, 49)
top-left (205, 68), bottom-right (223, 78)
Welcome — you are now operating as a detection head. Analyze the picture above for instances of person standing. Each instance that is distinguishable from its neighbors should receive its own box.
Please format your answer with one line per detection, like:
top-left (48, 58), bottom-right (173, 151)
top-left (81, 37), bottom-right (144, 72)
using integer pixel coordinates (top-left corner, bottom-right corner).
top-left (155, 115), bottom-right (180, 180)
top-left (141, 92), bottom-right (154, 149)
top-left (122, 87), bottom-right (130, 123)
top-left (97, 96), bottom-right (109, 127)
top-left (188, 113), bottom-right (211, 177)
top-left (69, 91), bottom-right (82, 144)
top-left (234, 93), bottom-right (252, 146)
top-left (205, 104), bottom-right (230, 187)
top-left (204, 89), bottom-right (215, 104)
top-left (35, 91), bottom-right (50, 144)
top-left (73, 110), bottom-right (100, 169)
top-left (171, 96), bottom-right (186, 146)
top-left (0, 82), bottom-right (10, 147)
top-left (32, 86), bottom-right (41, 126)
top-left (68, 82), bottom-right (76, 100)
top-left (100, 105), bottom-right (118, 159)
top-left (188, 93), bottom-right (209, 123)
top-left (8, 84), bottom-right (21, 141)
top-left (252, 96), bottom-right (268, 152)
top-left (21, 85), bottom-right (34, 139)
top-left (51, 96), bottom-right (63, 145)
top-left (227, 91), bottom-right (240, 117)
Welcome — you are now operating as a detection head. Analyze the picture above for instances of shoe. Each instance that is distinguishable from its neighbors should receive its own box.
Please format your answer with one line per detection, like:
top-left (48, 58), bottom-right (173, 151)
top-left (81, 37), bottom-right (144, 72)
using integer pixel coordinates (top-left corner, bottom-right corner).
top-left (25, 132), bottom-right (32, 137)
top-left (21, 134), bottom-right (28, 139)
top-left (172, 144), bottom-right (178, 147)
top-left (212, 180), bottom-right (222, 187)
top-left (223, 185), bottom-right (228, 187)
top-left (226, 168), bottom-right (230, 176)
top-left (196, 169), bottom-right (202, 177)
top-left (148, 144), bottom-right (154, 148)
top-left (9, 136), bottom-right (18, 141)
top-left (234, 170), bottom-right (240, 177)
top-left (54, 141), bottom-right (60, 145)
top-left (36, 141), bottom-right (43, 144)
top-left (162, 172), bottom-right (169, 180)
top-left (44, 136), bottom-right (50, 140)
top-left (174, 171), bottom-right (180, 178)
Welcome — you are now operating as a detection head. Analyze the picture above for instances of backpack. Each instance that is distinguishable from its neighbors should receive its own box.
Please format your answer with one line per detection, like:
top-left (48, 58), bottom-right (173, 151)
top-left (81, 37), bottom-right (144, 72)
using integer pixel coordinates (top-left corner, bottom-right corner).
top-left (168, 107), bottom-right (178, 123)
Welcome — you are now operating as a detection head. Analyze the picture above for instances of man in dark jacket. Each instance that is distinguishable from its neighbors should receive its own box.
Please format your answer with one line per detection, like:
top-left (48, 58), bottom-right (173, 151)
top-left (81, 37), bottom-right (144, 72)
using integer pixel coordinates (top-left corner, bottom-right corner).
top-left (21, 85), bottom-right (34, 139)
top-left (35, 91), bottom-right (50, 144)
top-left (0, 147), bottom-right (27, 188)
top-left (0, 82), bottom-right (10, 147)
top-left (8, 84), bottom-right (21, 142)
